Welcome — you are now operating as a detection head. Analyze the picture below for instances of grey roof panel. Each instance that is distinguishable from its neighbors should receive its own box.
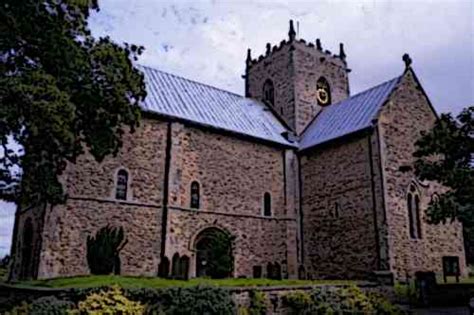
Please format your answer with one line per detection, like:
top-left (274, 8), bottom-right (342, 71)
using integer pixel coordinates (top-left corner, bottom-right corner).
top-left (138, 65), bottom-right (294, 146)
top-left (299, 76), bottom-right (401, 150)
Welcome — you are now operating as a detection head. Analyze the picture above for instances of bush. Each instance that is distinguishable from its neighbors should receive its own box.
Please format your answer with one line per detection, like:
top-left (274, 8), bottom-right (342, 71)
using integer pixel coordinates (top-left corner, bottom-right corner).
top-left (248, 289), bottom-right (267, 315)
top-left (87, 225), bottom-right (127, 275)
top-left (70, 285), bottom-right (145, 315)
top-left (145, 285), bottom-right (235, 315)
top-left (394, 281), bottom-right (418, 304)
top-left (282, 290), bottom-right (313, 314)
top-left (283, 286), bottom-right (403, 315)
top-left (5, 302), bottom-right (31, 315)
top-left (29, 296), bottom-right (74, 315)
top-left (367, 292), bottom-right (405, 315)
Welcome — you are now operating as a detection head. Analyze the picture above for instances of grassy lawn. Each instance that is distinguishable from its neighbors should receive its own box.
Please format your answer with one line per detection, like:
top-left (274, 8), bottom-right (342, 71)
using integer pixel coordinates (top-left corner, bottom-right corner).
top-left (13, 275), bottom-right (357, 289)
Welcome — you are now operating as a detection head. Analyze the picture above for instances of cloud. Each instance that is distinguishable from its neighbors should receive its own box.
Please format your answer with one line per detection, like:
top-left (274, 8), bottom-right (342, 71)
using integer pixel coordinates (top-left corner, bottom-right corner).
top-left (88, 0), bottom-right (473, 111)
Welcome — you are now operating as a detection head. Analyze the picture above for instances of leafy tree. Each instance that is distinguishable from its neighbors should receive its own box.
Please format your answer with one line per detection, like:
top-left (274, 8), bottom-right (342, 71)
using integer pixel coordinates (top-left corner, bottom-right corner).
top-left (0, 0), bottom-right (146, 206)
top-left (414, 106), bottom-right (473, 259)
top-left (414, 106), bottom-right (473, 224)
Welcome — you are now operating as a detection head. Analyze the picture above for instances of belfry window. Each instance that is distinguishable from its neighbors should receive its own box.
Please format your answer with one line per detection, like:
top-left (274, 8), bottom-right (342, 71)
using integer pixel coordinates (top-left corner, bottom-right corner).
top-left (262, 79), bottom-right (274, 106)
top-left (190, 181), bottom-right (200, 209)
top-left (263, 192), bottom-right (272, 217)
top-left (407, 184), bottom-right (422, 239)
top-left (316, 77), bottom-right (331, 106)
top-left (115, 169), bottom-right (128, 200)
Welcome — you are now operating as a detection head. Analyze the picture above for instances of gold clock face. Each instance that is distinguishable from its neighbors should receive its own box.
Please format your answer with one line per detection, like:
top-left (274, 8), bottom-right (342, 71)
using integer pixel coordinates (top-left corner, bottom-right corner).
top-left (317, 88), bottom-right (329, 105)
top-left (316, 78), bottom-right (331, 106)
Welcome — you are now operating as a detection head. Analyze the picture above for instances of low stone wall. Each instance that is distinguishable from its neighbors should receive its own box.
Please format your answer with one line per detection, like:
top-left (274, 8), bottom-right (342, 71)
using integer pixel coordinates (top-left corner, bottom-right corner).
top-left (0, 282), bottom-right (395, 314)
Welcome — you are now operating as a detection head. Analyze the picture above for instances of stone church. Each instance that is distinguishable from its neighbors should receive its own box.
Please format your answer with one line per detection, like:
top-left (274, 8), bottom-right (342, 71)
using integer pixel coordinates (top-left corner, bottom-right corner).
top-left (9, 21), bottom-right (466, 282)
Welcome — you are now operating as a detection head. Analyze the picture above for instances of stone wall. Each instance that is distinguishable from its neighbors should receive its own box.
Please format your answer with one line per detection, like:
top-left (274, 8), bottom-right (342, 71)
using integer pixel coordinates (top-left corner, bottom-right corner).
top-left (293, 42), bottom-right (349, 134)
top-left (300, 134), bottom-right (381, 279)
top-left (33, 118), bottom-right (169, 278)
top-left (378, 70), bottom-right (466, 280)
top-left (164, 123), bottom-right (298, 278)
top-left (246, 40), bottom-right (349, 134)
top-left (11, 116), bottom-right (300, 280)
top-left (246, 44), bottom-right (296, 129)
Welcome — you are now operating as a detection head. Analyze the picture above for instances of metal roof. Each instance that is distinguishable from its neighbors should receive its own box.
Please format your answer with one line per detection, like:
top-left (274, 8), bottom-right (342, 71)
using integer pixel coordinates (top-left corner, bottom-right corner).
top-left (138, 65), bottom-right (294, 146)
top-left (299, 76), bottom-right (402, 150)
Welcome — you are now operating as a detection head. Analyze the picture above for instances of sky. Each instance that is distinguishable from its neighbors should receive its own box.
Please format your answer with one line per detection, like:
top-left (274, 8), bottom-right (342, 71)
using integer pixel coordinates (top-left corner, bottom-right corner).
top-left (0, 0), bottom-right (473, 257)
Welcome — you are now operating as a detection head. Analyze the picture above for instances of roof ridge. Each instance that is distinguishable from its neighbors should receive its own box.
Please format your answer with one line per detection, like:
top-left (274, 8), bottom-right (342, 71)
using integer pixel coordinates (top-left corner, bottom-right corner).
top-left (137, 64), bottom-right (244, 98)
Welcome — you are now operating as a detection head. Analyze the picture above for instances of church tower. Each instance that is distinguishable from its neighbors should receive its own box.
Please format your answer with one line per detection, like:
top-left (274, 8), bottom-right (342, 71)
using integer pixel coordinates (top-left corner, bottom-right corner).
top-left (244, 20), bottom-right (351, 135)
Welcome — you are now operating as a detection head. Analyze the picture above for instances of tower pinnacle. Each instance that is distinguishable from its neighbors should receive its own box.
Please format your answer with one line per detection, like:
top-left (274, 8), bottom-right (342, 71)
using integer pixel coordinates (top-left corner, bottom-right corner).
top-left (288, 20), bottom-right (296, 42)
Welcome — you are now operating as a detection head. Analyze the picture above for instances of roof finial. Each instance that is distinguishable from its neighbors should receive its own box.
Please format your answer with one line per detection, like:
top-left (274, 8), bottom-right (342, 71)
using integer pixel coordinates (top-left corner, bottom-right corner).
top-left (402, 53), bottom-right (412, 70)
top-left (246, 48), bottom-right (252, 65)
top-left (266, 43), bottom-right (271, 55)
top-left (288, 20), bottom-right (296, 42)
top-left (339, 43), bottom-right (346, 61)
top-left (316, 38), bottom-right (322, 51)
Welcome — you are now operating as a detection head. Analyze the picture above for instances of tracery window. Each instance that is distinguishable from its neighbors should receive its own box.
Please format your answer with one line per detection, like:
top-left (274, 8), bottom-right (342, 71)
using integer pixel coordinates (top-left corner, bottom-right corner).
top-left (190, 181), bottom-right (200, 209)
top-left (316, 77), bottom-right (331, 106)
top-left (407, 184), bottom-right (422, 239)
top-left (263, 192), bottom-right (272, 217)
top-left (115, 169), bottom-right (128, 200)
top-left (262, 79), bottom-right (275, 106)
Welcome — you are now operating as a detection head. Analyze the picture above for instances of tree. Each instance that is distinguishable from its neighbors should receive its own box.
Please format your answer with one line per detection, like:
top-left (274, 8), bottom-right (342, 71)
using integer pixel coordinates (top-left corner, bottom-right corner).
top-left (86, 225), bottom-right (127, 275)
top-left (414, 106), bottom-right (473, 224)
top-left (414, 106), bottom-right (473, 259)
top-left (0, 0), bottom-right (146, 206)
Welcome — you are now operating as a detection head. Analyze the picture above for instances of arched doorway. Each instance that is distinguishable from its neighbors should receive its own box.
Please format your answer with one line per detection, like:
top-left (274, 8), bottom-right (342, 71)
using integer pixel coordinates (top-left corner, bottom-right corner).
top-left (20, 218), bottom-right (34, 280)
top-left (194, 227), bottom-right (233, 279)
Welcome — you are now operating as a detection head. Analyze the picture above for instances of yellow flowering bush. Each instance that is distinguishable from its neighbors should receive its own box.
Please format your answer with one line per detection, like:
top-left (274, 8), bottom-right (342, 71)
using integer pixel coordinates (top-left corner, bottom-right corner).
top-left (69, 285), bottom-right (145, 315)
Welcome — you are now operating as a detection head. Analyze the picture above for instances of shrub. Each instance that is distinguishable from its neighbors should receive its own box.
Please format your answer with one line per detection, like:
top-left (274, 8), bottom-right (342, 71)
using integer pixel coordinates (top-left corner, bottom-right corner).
top-left (367, 292), bottom-right (405, 315)
top-left (28, 296), bottom-right (74, 315)
top-left (282, 290), bottom-right (313, 314)
top-left (70, 285), bottom-right (145, 315)
top-left (87, 225), bottom-right (127, 275)
top-left (145, 285), bottom-right (235, 315)
top-left (394, 281), bottom-right (418, 304)
top-left (248, 289), bottom-right (267, 315)
top-left (5, 302), bottom-right (31, 315)
top-left (311, 286), bottom-right (405, 314)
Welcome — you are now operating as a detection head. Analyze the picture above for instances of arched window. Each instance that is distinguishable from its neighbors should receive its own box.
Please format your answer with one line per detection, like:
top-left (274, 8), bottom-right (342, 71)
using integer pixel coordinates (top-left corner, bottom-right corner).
top-left (262, 79), bottom-right (274, 106)
top-left (316, 77), bottom-right (331, 106)
top-left (263, 192), bottom-right (272, 217)
top-left (407, 184), bottom-right (422, 239)
top-left (115, 169), bottom-right (128, 200)
top-left (190, 181), bottom-right (200, 209)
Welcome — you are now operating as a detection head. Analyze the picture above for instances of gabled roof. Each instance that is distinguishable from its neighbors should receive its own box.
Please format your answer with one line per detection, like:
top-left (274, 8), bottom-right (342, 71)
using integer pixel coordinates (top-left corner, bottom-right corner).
top-left (138, 65), bottom-right (294, 147)
top-left (299, 76), bottom-right (402, 150)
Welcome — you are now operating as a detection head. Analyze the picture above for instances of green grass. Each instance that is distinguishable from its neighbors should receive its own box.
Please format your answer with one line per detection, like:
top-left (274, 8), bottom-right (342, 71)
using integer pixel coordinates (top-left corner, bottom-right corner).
top-left (15, 275), bottom-right (356, 289)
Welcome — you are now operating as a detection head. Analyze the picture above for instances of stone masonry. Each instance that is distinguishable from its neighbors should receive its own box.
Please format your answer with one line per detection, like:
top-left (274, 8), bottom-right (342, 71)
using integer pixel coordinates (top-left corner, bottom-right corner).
top-left (9, 21), bottom-right (465, 282)
top-left (378, 71), bottom-right (466, 280)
